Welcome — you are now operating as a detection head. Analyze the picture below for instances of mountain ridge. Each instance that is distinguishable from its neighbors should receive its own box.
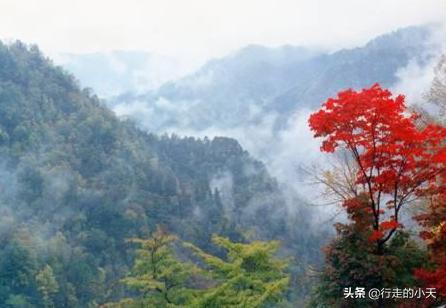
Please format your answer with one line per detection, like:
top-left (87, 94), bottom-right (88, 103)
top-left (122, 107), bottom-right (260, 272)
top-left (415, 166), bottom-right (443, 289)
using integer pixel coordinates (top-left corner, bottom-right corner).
top-left (106, 24), bottom-right (438, 133)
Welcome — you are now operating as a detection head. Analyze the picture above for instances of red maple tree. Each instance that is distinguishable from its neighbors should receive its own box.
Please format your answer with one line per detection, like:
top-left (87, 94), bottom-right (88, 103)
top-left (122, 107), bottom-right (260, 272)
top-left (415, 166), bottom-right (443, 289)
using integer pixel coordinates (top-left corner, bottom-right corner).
top-left (308, 83), bottom-right (446, 254)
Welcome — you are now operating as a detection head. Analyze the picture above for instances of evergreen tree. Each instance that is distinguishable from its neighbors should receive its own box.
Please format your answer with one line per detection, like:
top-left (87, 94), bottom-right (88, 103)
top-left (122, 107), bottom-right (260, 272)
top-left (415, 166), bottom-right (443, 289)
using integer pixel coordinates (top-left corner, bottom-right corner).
top-left (186, 236), bottom-right (290, 307)
top-left (110, 226), bottom-right (199, 307)
top-left (36, 265), bottom-right (59, 308)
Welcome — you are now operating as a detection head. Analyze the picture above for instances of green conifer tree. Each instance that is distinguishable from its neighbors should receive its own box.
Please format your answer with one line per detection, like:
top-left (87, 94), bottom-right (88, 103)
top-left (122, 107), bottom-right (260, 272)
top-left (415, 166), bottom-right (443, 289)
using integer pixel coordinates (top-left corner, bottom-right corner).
top-left (36, 265), bottom-right (59, 308)
top-left (111, 226), bottom-right (199, 307)
top-left (186, 236), bottom-right (290, 307)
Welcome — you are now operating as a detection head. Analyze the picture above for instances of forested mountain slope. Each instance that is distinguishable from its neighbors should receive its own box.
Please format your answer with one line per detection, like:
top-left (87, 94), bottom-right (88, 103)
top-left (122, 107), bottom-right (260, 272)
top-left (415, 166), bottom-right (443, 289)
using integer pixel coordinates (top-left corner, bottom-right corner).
top-left (0, 42), bottom-right (324, 307)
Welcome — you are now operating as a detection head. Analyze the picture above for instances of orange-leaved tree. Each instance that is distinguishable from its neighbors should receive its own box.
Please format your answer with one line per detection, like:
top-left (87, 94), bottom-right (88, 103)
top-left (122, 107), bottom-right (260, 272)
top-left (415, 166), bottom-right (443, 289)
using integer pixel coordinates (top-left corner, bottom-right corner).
top-left (308, 83), bottom-right (446, 254)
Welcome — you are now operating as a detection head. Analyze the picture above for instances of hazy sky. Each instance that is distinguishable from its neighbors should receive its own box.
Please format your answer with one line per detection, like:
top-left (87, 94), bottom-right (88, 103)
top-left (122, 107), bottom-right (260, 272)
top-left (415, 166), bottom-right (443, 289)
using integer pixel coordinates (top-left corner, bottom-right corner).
top-left (1, 0), bottom-right (445, 61)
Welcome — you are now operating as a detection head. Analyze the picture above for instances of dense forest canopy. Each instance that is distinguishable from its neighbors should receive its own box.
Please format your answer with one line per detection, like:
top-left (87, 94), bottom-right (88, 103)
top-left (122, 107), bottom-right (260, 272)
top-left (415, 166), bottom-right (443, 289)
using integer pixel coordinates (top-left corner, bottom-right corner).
top-left (0, 41), bottom-right (327, 307)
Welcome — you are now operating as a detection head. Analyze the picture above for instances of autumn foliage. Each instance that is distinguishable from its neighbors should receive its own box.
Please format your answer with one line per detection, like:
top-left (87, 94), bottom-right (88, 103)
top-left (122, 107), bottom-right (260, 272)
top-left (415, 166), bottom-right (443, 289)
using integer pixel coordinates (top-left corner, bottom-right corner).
top-left (308, 84), bottom-right (446, 253)
top-left (415, 192), bottom-right (446, 298)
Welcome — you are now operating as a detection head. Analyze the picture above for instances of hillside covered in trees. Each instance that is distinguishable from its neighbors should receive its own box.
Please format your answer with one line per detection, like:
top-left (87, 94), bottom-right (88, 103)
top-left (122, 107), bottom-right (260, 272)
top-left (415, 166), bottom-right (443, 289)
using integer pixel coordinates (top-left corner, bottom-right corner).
top-left (0, 42), bottom-right (329, 307)
top-left (0, 22), bottom-right (446, 308)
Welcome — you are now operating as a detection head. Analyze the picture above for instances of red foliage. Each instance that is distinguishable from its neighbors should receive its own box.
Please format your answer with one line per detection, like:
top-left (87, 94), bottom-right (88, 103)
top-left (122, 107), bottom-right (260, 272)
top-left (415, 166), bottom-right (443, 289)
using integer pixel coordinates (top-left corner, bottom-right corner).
top-left (415, 267), bottom-right (446, 298)
top-left (369, 230), bottom-right (383, 242)
top-left (415, 193), bottom-right (446, 298)
top-left (308, 84), bottom-right (446, 249)
top-left (379, 220), bottom-right (400, 231)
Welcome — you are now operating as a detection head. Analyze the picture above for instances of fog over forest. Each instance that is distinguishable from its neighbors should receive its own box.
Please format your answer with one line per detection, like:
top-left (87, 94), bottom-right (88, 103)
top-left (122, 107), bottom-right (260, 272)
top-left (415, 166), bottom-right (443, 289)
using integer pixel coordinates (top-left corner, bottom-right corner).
top-left (0, 1), bottom-right (446, 307)
top-left (65, 24), bottom-right (446, 213)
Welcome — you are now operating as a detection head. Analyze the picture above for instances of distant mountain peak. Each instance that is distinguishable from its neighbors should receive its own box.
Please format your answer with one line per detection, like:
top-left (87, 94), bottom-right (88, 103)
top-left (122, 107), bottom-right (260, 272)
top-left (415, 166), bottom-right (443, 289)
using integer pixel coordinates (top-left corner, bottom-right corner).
top-left (365, 24), bottom-right (435, 50)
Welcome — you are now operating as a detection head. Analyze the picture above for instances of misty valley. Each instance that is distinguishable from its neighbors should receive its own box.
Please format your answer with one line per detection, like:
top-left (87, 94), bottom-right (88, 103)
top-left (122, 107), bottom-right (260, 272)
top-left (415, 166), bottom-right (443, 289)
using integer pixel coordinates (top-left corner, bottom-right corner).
top-left (0, 23), bottom-right (445, 308)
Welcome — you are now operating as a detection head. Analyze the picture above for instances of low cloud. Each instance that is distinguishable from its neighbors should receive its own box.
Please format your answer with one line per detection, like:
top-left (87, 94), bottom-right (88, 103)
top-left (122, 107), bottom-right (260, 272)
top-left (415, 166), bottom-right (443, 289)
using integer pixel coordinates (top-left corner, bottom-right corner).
top-left (392, 24), bottom-right (446, 107)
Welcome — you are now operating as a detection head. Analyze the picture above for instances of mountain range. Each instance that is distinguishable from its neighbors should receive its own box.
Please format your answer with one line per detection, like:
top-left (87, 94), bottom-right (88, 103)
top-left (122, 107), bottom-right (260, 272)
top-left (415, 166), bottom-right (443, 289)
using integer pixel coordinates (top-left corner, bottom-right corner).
top-left (81, 25), bottom-right (439, 133)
